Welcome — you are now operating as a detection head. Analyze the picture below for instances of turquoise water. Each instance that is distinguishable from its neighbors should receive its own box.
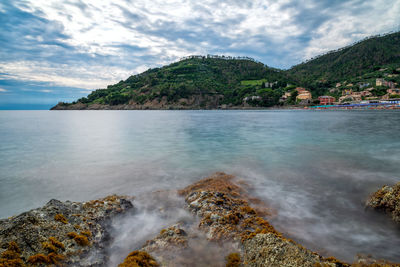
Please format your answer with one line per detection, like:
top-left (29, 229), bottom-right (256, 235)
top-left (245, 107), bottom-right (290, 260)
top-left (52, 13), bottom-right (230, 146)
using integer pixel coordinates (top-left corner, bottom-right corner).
top-left (1, 110), bottom-right (400, 262)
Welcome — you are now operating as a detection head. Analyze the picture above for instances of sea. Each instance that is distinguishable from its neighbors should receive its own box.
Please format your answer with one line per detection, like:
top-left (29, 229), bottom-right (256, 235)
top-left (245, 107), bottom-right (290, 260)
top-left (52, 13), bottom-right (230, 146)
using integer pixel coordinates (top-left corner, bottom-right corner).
top-left (0, 110), bottom-right (400, 263)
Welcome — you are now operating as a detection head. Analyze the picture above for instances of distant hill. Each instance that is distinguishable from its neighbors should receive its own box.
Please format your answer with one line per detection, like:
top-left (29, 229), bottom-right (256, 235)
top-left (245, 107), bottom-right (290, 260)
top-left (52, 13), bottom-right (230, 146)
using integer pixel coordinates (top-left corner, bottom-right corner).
top-left (288, 32), bottom-right (400, 85)
top-left (52, 31), bottom-right (400, 110)
top-left (52, 56), bottom-right (289, 109)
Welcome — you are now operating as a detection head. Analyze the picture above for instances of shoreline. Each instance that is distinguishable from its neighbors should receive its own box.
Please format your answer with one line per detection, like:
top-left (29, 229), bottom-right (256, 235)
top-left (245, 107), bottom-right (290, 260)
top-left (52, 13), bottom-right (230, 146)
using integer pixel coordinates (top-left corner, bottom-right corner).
top-left (50, 101), bottom-right (400, 111)
top-left (48, 106), bottom-right (400, 111)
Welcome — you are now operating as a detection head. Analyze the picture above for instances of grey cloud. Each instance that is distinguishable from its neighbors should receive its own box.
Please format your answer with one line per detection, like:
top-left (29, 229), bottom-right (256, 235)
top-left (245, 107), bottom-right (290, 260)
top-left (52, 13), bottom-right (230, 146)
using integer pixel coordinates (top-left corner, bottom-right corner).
top-left (0, 0), bottom-right (398, 107)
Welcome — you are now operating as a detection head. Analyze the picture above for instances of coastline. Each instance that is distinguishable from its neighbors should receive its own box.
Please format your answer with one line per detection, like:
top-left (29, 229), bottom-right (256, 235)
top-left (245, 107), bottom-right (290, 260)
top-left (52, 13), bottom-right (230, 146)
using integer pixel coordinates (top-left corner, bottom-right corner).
top-left (50, 102), bottom-right (400, 111)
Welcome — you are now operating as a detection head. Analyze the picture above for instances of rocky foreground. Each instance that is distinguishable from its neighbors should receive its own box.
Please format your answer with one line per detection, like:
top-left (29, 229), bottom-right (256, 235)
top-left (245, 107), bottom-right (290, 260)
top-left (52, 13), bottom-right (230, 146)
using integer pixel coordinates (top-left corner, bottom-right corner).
top-left (1, 173), bottom-right (400, 266)
top-left (0, 195), bottom-right (133, 266)
top-left (120, 173), bottom-right (399, 267)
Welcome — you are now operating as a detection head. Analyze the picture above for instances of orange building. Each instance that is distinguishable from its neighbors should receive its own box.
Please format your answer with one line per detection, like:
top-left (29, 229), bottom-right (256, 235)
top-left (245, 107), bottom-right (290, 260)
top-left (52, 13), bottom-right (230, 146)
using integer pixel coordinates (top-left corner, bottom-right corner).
top-left (318, 96), bottom-right (335, 105)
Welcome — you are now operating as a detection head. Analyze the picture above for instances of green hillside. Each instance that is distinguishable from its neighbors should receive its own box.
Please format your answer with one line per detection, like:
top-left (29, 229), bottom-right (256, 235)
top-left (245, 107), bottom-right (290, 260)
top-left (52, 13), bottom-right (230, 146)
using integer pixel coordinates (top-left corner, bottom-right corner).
top-left (54, 56), bottom-right (290, 109)
top-left (52, 31), bottom-right (400, 109)
top-left (288, 32), bottom-right (400, 86)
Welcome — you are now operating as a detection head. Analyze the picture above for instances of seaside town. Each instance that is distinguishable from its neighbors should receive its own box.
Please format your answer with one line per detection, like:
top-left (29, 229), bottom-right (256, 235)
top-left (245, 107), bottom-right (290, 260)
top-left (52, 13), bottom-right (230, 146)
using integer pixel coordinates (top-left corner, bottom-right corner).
top-left (278, 75), bottom-right (400, 110)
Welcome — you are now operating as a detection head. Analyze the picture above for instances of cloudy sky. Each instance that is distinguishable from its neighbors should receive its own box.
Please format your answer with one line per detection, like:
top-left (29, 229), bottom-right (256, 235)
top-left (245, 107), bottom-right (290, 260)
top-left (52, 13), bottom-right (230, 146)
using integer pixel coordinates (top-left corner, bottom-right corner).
top-left (0, 0), bottom-right (399, 109)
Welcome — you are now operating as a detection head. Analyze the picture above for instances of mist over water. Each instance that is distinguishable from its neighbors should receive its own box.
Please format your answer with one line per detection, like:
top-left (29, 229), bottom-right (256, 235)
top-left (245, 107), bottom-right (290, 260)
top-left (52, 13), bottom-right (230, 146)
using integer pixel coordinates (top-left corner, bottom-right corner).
top-left (1, 110), bottom-right (400, 263)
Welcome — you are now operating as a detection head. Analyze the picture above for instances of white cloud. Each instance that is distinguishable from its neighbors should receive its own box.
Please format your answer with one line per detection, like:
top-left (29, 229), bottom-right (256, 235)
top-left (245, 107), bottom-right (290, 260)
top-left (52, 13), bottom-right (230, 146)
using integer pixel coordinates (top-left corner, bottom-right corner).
top-left (302, 0), bottom-right (400, 61)
top-left (0, 88), bottom-right (7, 92)
top-left (39, 89), bottom-right (53, 93)
top-left (2, 0), bottom-right (400, 90)
top-left (0, 60), bottom-right (135, 89)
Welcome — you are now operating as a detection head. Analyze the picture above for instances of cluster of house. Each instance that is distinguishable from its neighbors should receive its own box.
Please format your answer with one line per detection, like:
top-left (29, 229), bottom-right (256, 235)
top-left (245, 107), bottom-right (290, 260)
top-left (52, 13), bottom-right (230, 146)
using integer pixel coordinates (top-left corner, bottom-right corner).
top-left (243, 76), bottom-right (400, 106)
top-left (376, 78), bottom-right (396, 88)
top-left (337, 88), bottom-right (373, 102)
top-left (280, 87), bottom-right (313, 104)
top-left (281, 78), bottom-right (400, 105)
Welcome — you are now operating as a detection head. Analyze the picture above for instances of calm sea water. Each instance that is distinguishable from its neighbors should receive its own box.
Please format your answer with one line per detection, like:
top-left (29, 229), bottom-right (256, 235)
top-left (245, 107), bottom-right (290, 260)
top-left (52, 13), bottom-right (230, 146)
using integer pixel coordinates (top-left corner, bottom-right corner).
top-left (1, 110), bottom-right (400, 262)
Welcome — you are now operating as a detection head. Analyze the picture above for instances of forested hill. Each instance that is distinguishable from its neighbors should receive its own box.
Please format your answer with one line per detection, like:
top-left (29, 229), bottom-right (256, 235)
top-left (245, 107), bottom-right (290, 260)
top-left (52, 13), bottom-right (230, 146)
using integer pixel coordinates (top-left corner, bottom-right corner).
top-left (287, 31), bottom-right (400, 85)
top-left (52, 31), bottom-right (400, 110)
top-left (52, 56), bottom-right (289, 109)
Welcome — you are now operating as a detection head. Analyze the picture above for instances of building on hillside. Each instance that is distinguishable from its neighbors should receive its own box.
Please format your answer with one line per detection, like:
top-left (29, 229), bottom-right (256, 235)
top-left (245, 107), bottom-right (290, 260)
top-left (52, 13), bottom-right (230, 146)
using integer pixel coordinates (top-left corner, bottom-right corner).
top-left (377, 78), bottom-right (397, 88)
top-left (284, 92), bottom-right (292, 98)
top-left (295, 87), bottom-right (307, 93)
top-left (387, 81), bottom-right (396, 89)
top-left (293, 87), bottom-right (312, 104)
top-left (342, 89), bottom-right (353, 96)
top-left (339, 93), bottom-right (362, 103)
top-left (349, 92), bottom-right (363, 102)
top-left (296, 91), bottom-right (312, 101)
top-left (358, 82), bottom-right (370, 89)
top-left (318, 96), bottom-right (335, 105)
top-left (376, 78), bottom-right (384, 86)
top-left (388, 88), bottom-right (400, 95)
top-left (265, 81), bottom-right (278, 88)
top-left (336, 83), bottom-right (342, 88)
top-left (279, 91), bottom-right (292, 102)
top-left (243, 96), bottom-right (261, 102)
top-left (360, 90), bottom-right (372, 97)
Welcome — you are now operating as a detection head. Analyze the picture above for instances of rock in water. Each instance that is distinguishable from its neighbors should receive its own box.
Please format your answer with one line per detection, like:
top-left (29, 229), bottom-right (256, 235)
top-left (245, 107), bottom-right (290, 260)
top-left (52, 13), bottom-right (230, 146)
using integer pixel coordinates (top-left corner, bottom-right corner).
top-left (0, 195), bottom-right (133, 266)
top-left (243, 233), bottom-right (327, 267)
top-left (366, 182), bottom-right (400, 223)
top-left (178, 172), bottom-right (345, 267)
top-left (120, 172), bottom-right (351, 267)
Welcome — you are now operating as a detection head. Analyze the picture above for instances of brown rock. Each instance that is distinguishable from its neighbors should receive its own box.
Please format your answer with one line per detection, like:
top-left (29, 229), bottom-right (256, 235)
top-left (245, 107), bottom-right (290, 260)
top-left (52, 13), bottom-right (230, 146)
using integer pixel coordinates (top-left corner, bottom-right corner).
top-left (366, 182), bottom-right (400, 223)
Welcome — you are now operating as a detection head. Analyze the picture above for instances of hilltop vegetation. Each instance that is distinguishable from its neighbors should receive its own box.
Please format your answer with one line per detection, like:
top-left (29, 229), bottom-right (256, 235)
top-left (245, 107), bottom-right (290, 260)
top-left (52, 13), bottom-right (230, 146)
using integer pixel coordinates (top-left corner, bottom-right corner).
top-left (52, 31), bottom-right (400, 109)
top-left (288, 31), bottom-right (400, 86)
top-left (54, 56), bottom-right (290, 109)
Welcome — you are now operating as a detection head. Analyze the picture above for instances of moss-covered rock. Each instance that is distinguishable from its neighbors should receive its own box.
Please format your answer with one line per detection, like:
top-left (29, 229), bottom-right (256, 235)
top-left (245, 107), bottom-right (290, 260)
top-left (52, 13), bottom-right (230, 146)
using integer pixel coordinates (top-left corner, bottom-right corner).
top-left (243, 233), bottom-right (338, 267)
top-left (366, 182), bottom-right (400, 223)
top-left (0, 195), bottom-right (134, 266)
top-left (178, 172), bottom-right (349, 267)
top-left (118, 250), bottom-right (159, 267)
top-left (178, 172), bottom-right (280, 242)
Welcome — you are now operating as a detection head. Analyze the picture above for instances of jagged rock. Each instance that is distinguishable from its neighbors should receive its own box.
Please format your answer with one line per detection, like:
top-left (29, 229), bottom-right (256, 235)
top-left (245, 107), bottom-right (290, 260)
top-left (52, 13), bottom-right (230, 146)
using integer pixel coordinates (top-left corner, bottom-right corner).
top-left (139, 222), bottom-right (239, 267)
top-left (178, 172), bottom-right (280, 242)
top-left (140, 223), bottom-right (189, 266)
top-left (115, 173), bottom-right (400, 267)
top-left (143, 224), bottom-right (189, 253)
top-left (242, 233), bottom-right (336, 267)
top-left (0, 195), bottom-right (134, 266)
top-left (366, 182), bottom-right (400, 223)
top-left (177, 172), bottom-right (350, 267)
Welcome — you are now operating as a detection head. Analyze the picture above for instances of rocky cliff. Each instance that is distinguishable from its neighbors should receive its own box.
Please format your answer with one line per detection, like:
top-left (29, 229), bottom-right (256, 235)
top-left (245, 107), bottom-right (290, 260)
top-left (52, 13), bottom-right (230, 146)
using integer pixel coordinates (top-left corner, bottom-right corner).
top-left (51, 95), bottom-right (226, 110)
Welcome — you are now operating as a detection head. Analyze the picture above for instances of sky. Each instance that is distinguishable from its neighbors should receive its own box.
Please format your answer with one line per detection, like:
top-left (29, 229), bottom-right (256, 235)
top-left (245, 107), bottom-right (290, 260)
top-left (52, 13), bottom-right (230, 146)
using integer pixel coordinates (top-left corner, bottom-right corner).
top-left (0, 0), bottom-right (399, 109)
